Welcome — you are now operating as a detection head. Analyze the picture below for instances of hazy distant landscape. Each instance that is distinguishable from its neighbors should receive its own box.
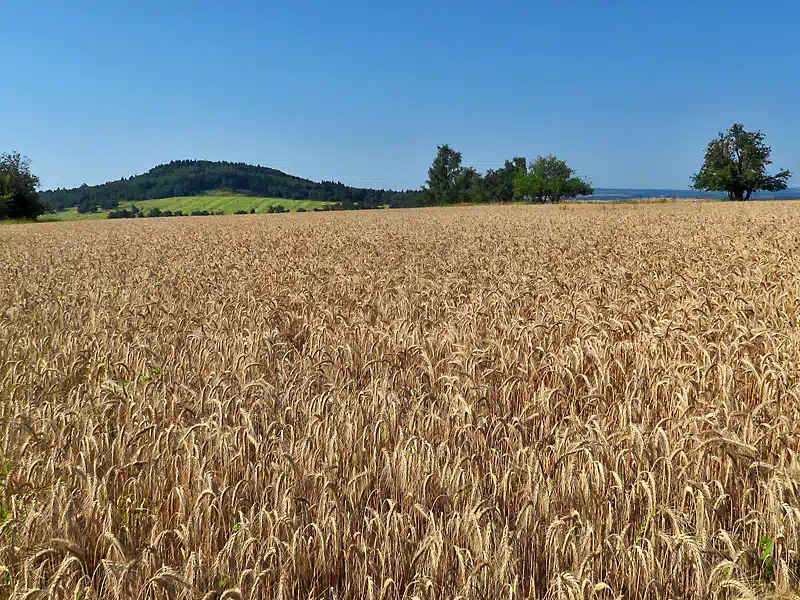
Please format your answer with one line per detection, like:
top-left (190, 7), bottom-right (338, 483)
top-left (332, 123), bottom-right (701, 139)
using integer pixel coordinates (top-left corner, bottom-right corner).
top-left (589, 187), bottom-right (800, 200)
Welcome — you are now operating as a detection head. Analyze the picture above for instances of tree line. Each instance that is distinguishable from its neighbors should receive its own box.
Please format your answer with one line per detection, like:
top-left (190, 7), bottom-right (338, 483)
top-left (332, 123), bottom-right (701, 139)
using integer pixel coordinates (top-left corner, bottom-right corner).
top-left (108, 205), bottom-right (316, 219)
top-left (1, 123), bottom-right (793, 220)
top-left (420, 146), bottom-right (593, 205)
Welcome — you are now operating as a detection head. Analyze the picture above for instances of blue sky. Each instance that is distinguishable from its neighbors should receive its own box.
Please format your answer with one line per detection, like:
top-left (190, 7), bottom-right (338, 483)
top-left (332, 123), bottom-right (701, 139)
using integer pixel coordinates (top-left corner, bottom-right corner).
top-left (2, 1), bottom-right (797, 191)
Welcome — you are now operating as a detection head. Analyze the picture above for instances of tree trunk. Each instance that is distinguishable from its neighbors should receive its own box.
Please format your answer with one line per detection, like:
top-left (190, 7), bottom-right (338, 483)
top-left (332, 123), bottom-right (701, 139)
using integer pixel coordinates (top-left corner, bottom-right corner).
top-left (745, 189), bottom-right (753, 201)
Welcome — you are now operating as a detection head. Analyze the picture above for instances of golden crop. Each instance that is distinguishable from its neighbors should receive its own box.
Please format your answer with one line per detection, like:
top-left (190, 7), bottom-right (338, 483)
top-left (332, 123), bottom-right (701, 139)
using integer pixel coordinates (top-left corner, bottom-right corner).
top-left (1, 203), bottom-right (800, 599)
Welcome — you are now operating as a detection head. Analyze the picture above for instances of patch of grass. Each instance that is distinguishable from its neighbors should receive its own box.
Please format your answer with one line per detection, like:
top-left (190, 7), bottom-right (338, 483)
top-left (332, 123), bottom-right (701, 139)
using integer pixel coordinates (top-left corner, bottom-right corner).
top-left (38, 192), bottom-right (331, 221)
top-left (759, 535), bottom-right (775, 583)
top-left (0, 456), bottom-right (12, 526)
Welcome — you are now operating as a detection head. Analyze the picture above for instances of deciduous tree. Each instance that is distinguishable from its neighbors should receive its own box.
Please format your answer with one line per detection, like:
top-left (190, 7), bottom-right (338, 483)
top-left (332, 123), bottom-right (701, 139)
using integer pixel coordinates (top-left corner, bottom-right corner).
top-left (692, 124), bottom-right (791, 201)
top-left (513, 155), bottom-right (592, 203)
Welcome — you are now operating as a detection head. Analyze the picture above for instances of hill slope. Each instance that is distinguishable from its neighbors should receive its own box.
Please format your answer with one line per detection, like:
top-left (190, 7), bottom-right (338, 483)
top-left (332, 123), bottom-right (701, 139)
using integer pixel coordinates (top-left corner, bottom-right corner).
top-left (39, 194), bottom-right (330, 221)
top-left (40, 160), bottom-right (422, 212)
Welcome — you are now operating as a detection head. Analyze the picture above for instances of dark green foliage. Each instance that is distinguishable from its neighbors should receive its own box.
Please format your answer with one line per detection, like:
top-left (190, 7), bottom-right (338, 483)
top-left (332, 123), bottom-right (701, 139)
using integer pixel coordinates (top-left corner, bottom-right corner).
top-left (454, 167), bottom-right (483, 204)
top-left (0, 152), bottom-right (48, 220)
top-left (692, 124), bottom-right (792, 201)
top-left (108, 209), bottom-right (136, 219)
top-left (422, 145), bottom-right (468, 205)
top-left (234, 209), bottom-right (248, 214)
top-left (266, 205), bottom-right (289, 214)
top-left (296, 208), bottom-right (306, 212)
top-left (109, 208), bottom-right (184, 219)
top-left (40, 160), bottom-right (422, 211)
top-left (249, 208), bottom-right (256, 214)
top-left (513, 155), bottom-right (593, 203)
top-left (77, 202), bottom-right (98, 214)
top-left (483, 158), bottom-right (527, 203)
top-left (0, 173), bottom-right (11, 218)
top-left (420, 145), bottom-right (494, 205)
top-left (420, 146), bottom-right (591, 205)
top-left (387, 191), bottom-right (429, 208)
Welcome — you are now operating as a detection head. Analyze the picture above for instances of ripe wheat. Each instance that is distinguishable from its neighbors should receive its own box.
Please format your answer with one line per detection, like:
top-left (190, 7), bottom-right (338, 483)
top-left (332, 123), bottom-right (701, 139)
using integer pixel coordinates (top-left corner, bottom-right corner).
top-left (1, 203), bottom-right (799, 599)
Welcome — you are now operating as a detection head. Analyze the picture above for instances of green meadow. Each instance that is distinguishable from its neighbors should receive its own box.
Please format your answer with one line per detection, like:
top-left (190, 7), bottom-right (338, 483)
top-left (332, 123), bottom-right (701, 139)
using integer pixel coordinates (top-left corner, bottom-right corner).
top-left (38, 193), bottom-right (331, 221)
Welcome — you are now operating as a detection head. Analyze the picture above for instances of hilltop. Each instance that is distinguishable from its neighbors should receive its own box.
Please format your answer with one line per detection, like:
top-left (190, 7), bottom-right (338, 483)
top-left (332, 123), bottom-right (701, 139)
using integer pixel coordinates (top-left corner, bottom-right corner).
top-left (40, 160), bottom-right (422, 213)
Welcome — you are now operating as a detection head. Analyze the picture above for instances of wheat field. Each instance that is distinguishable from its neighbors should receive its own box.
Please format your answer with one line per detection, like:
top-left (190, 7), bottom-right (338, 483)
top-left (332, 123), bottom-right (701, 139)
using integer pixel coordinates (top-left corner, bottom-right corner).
top-left (2, 203), bottom-right (800, 599)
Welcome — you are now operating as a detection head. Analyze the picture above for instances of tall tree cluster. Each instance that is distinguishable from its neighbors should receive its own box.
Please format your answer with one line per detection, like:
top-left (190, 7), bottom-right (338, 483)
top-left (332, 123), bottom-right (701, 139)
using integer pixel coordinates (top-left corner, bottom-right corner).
top-left (421, 145), bottom-right (593, 205)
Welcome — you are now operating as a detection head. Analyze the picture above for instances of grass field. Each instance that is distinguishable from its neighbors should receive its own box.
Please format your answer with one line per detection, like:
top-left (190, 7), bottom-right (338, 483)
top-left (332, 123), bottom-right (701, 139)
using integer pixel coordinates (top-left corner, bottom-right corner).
top-left (38, 192), bottom-right (331, 221)
top-left (2, 203), bottom-right (800, 598)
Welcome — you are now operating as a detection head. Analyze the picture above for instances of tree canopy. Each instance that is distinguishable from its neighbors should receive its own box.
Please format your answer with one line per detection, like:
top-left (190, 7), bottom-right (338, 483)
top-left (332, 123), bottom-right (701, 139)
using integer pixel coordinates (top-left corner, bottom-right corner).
top-left (421, 147), bottom-right (590, 206)
top-left (422, 145), bottom-right (470, 205)
top-left (513, 155), bottom-right (593, 203)
top-left (691, 124), bottom-right (792, 201)
top-left (0, 152), bottom-right (47, 220)
top-left (483, 158), bottom-right (527, 204)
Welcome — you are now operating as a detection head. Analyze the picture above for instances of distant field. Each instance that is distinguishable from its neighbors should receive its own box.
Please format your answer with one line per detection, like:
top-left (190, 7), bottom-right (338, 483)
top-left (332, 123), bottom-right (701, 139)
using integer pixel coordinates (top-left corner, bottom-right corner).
top-left (39, 193), bottom-right (331, 221)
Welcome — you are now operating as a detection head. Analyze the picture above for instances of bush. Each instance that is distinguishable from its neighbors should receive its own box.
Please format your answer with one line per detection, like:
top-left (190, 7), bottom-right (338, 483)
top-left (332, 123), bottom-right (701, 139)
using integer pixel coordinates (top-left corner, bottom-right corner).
top-left (77, 202), bottom-right (99, 214)
top-left (108, 209), bottom-right (136, 219)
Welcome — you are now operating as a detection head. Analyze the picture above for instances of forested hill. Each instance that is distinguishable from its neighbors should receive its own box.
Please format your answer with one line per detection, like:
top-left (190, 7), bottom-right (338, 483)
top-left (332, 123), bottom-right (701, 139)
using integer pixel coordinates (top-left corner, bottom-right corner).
top-left (40, 160), bottom-right (423, 211)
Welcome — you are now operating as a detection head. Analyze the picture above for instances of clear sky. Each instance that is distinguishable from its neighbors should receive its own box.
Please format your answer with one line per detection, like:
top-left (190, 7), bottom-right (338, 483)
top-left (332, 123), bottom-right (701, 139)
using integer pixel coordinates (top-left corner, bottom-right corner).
top-left (2, 1), bottom-right (798, 191)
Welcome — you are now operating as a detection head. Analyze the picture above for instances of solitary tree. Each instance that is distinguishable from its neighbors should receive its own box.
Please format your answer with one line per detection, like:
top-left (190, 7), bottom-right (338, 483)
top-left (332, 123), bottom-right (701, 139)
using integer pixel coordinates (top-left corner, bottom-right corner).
top-left (0, 152), bottom-right (47, 219)
top-left (692, 124), bottom-right (792, 201)
top-left (513, 155), bottom-right (593, 203)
